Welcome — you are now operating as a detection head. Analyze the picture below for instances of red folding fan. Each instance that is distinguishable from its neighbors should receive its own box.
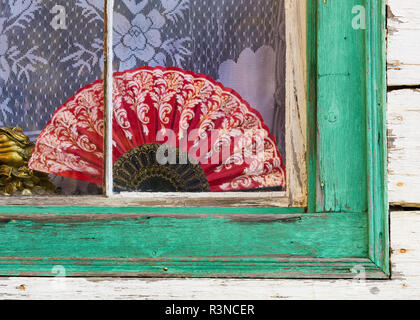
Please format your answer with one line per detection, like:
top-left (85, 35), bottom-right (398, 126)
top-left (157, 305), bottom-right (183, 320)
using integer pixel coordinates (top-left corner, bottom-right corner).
top-left (28, 66), bottom-right (285, 192)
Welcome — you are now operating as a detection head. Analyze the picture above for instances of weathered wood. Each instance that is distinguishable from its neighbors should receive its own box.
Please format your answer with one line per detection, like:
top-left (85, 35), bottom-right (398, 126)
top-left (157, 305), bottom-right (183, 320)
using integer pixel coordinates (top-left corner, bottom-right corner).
top-left (0, 210), bottom-right (416, 299)
top-left (103, 0), bottom-right (114, 196)
top-left (387, 0), bottom-right (420, 86)
top-left (388, 89), bottom-right (420, 206)
top-left (0, 0), bottom-right (388, 281)
top-left (0, 205), bottom-right (304, 215)
top-left (366, 0), bottom-right (389, 274)
top-left (285, 0), bottom-right (307, 206)
top-left (0, 193), bottom-right (292, 208)
top-left (0, 211), bottom-right (373, 278)
top-left (316, 0), bottom-right (368, 212)
top-left (0, 0), bottom-right (390, 284)
top-left (0, 0), bottom-right (412, 297)
top-left (386, 1), bottom-right (420, 206)
top-left (306, 0), bottom-right (317, 211)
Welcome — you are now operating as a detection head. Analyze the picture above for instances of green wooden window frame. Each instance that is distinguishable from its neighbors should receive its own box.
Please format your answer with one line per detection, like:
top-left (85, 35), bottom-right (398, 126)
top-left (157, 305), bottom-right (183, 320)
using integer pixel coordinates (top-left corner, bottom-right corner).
top-left (0, 0), bottom-right (389, 279)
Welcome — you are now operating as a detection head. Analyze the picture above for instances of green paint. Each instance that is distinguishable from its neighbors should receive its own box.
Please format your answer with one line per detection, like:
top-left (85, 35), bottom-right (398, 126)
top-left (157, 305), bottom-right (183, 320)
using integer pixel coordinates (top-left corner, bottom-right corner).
top-left (0, 212), bottom-right (374, 277)
top-left (1, 213), bottom-right (367, 258)
top-left (0, 0), bottom-right (389, 278)
top-left (0, 259), bottom-right (385, 279)
top-left (306, 0), bottom-right (318, 213)
top-left (365, 0), bottom-right (389, 276)
top-left (314, 0), bottom-right (388, 275)
top-left (317, 0), bottom-right (368, 213)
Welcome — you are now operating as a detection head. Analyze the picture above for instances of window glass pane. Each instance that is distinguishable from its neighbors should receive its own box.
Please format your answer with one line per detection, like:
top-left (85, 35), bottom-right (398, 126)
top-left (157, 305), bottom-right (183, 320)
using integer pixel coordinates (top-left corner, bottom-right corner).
top-left (0, 0), bottom-right (104, 195)
top-left (111, 0), bottom-right (286, 193)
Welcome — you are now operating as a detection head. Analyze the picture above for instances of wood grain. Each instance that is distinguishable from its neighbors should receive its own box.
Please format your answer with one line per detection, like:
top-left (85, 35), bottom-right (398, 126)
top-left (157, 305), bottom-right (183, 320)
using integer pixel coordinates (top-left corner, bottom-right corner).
top-left (0, 0), bottom-right (390, 281)
top-left (103, 0), bottom-right (115, 196)
top-left (0, 210), bottom-right (415, 299)
top-left (3, 0), bottom-right (398, 298)
top-left (285, 0), bottom-right (307, 206)
top-left (388, 90), bottom-right (420, 206)
top-left (0, 0), bottom-right (414, 298)
top-left (387, 0), bottom-right (420, 86)
top-left (387, 0), bottom-right (420, 206)
top-left (316, 0), bottom-right (368, 213)
top-left (0, 193), bottom-right (292, 208)
top-left (0, 211), bottom-right (374, 278)
top-left (366, 0), bottom-right (389, 274)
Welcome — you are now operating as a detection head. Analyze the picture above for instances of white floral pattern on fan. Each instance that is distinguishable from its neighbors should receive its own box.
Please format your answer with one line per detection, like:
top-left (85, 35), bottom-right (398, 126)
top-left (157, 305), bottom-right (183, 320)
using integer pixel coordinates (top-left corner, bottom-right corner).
top-left (29, 81), bottom-right (104, 181)
top-left (29, 67), bottom-right (286, 191)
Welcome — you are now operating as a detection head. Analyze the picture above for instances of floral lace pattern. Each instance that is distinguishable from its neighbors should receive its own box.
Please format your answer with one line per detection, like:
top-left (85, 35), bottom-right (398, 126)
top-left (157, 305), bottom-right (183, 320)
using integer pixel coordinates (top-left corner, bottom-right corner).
top-left (0, 0), bottom-right (284, 136)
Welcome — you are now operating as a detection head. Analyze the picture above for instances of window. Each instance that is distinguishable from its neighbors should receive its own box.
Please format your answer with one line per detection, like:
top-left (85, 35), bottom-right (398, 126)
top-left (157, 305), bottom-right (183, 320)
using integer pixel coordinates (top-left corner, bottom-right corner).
top-left (0, 0), bottom-right (307, 207)
top-left (0, 0), bottom-right (389, 279)
top-left (1, 0), bottom-right (307, 207)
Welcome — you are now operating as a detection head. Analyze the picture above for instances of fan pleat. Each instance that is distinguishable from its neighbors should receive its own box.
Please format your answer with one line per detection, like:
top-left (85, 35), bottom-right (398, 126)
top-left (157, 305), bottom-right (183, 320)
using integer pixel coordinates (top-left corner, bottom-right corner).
top-left (29, 66), bottom-right (286, 192)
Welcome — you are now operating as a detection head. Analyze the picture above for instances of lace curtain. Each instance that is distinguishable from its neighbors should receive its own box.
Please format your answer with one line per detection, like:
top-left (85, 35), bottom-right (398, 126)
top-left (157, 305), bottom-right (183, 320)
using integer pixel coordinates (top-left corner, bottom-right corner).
top-left (0, 0), bottom-right (285, 194)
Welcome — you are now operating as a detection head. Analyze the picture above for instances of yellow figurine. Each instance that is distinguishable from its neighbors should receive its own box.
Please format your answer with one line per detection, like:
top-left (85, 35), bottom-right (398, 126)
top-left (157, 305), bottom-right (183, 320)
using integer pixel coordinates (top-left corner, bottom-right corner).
top-left (0, 127), bottom-right (56, 196)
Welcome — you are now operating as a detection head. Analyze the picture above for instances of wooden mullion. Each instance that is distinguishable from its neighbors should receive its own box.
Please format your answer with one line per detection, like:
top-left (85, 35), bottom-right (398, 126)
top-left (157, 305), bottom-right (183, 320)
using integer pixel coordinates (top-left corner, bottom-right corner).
top-left (316, 0), bottom-right (368, 213)
top-left (103, 0), bottom-right (114, 197)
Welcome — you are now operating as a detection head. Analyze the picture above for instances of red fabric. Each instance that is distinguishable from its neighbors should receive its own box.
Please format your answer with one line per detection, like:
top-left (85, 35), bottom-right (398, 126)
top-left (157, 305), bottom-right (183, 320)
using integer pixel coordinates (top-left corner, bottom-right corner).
top-left (29, 66), bottom-right (286, 191)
